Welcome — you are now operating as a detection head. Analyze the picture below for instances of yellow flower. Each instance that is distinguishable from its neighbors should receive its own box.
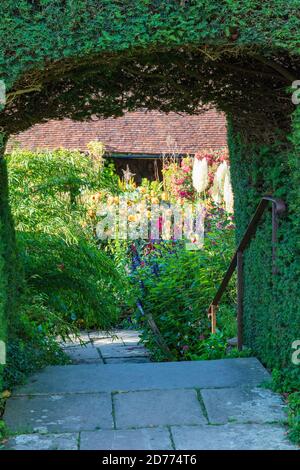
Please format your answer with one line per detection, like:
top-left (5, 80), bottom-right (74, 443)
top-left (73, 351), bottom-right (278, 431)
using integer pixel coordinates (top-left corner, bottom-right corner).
top-left (151, 197), bottom-right (159, 204)
top-left (146, 210), bottom-right (152, 219)
top-left (139, 187), bottom-right (147, 194)
top-left (161, 192), bottom-right (168, 201)
top-left (128, 214), bottom-right (136, 222)
top-left (87, 209), bottom-right (96, 218)
top-left (107, 196), bottom-right (115, 205)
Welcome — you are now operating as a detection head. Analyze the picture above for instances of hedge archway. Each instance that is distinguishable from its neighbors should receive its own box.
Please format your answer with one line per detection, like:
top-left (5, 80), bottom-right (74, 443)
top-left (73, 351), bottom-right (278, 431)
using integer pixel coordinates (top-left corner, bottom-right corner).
top-left (0, 1), bottom-right (299, 382)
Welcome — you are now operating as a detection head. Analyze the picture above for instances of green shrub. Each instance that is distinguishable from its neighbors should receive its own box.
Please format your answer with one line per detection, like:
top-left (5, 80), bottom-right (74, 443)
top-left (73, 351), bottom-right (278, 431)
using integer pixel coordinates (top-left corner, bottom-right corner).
top-left (287, 392), bottom-right (300, 444)
top-left (0, 147), bottom-right (133, 392)
top-left (135, 214), bottom-right (236, 360)
top-left (3, 294), bottom-right (70, 390)
top-left (269, 368), bottom-right (300, 445)
top-left (18, 231), bottom-right (126, 330)
top-left (5, 148), bottom-right (132, 332)
top-left (7, 148), bottom-right (119, 242)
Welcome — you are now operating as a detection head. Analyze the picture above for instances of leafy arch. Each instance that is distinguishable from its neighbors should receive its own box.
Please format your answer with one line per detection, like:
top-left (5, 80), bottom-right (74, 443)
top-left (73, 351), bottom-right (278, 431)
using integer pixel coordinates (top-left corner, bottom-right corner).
top-left (0, 0), bottom-right (300, 371)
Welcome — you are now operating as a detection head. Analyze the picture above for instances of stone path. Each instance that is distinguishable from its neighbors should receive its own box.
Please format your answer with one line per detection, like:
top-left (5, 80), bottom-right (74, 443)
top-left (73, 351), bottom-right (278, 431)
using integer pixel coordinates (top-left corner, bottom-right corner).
top-left (2, 330), bottom-right (297, 450)
top-left (59, 329), bottom-right (150, 365)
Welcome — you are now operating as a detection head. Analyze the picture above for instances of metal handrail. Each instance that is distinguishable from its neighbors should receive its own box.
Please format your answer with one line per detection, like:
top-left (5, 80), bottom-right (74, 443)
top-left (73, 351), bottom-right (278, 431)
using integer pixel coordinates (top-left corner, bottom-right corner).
top-left (207, 196), bottom-right (286, 351)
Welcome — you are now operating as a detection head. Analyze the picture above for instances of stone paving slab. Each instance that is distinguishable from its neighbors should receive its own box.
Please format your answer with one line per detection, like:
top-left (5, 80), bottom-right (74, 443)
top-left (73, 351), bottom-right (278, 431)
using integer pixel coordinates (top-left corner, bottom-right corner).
top-left (3, 433), bottom-right (79, 450)
top-left (80, 428), bottom-right (173, 450)
top-left (201, 387), bottom-right (287, 424)
top-left (171, 424), bottom-right (297, 450)
top-left (58, 332), bottom-right (91, 347)
top-left (65, 345), bottom-right (103, 364)
top-left (92, 337), bottom-right (125, 346)
top-left (97, 343), bottom-right (149, 359)
top-left (4, 393), bottom-right (113, 433)
top-left (114, 389), bottom-right (207, 428)
top-left (104, 357), bottom-right (151, 364)
top-left (13, 358), bottom-right (270, 395)
top-left (88, 331), bottom-right (112, 340)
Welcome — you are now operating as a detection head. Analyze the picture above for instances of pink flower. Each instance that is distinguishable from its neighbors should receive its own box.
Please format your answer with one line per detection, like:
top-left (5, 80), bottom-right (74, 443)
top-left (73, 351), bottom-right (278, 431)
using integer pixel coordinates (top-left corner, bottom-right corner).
top-left (175, 178), bottom-right (185, 185)
top-left (181, 165), bottom-right (191, 173)
top-left (178, 190), bottom-right (189, 198)
top-left (156, 216), bottom-right (163, 232)
top-left (182, 345), bottom-right (189, 351)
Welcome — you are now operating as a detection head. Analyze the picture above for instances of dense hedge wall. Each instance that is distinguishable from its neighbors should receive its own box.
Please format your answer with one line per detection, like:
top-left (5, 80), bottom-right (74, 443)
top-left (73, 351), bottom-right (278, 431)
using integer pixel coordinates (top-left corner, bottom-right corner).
top-left (228, 108), bottom-right (300, 369)
top-left (0, 134), bottom-right (19, 389)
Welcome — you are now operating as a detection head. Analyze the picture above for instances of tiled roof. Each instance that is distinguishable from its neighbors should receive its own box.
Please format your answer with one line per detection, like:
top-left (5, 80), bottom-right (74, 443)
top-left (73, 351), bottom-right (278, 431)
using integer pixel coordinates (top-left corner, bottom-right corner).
top-left (7, 109), bottom-right (227, 155)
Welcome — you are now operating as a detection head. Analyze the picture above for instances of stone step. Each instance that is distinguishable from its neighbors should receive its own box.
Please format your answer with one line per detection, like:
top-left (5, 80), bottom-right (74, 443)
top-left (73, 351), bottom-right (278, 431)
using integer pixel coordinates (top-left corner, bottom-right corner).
top-left (12, 357), bottom-right (270, 396)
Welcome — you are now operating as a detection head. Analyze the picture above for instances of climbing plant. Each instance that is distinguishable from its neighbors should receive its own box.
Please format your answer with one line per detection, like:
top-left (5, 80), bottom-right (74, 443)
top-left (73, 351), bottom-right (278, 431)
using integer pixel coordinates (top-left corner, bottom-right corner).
top-left (0, 1), bottom-right (299, 385)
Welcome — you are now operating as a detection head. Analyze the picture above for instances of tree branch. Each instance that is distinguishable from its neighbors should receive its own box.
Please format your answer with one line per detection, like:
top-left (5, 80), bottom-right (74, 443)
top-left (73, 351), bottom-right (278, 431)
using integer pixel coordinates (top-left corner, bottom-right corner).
top-left (6, 85), bottom-right (42, 103)
top-left (253, 55), bottom-right (297, 83)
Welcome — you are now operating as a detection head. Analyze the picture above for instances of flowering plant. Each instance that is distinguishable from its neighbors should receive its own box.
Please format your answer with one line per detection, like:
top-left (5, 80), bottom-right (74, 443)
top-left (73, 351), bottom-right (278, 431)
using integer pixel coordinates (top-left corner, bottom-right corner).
top-left (162, 147), bottom-right (233, 213)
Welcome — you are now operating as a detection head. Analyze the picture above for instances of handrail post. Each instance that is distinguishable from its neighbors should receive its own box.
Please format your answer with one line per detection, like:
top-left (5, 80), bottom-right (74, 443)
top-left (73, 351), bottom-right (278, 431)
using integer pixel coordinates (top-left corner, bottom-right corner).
top-left (211, 304), bottom-right (217, 334)
top-left (237, 251), bottom-right (243, 351)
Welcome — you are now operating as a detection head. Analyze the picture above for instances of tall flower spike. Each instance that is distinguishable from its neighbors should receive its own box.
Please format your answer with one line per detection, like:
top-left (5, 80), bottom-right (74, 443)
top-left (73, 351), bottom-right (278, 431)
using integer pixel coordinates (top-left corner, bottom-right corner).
top-left (192, 157), bottom-right (209, 193)
top-left (211, 161), bottom-right (228, 204)
top-left (224, 172), bottom-right (234, 213)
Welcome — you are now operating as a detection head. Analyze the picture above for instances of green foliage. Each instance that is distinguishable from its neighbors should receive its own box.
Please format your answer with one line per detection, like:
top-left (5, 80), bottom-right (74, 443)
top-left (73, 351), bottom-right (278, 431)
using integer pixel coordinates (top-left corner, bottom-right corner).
top-left (0, 3), bottom-right (299, 374)
top-left (227, 108), bottom-right (300, 370)
top-left (0, 287), bottom-right (69, 426)
top-left (269, 368), bottom-right (300, 444)
top-left (0, 148), bottom-right (133, 392)
top-left (7, 148), bottom-right (118, 242)
top-left (287, 392), bottom-right (300, 444)
top-left (0, 419), bottom-right (8, 442)
top-left (217, 304), bottom-right (238, 340)
top-left (271, 368), bottom-right (300, 394)
top-left (18, 232), bottom-right (125, 330)
top-left (0, 1), bottom-right (299, 138)
top-left (6, 148), bottom-right (130, 330)
top-left (135, 214), bottom-right (236, 360)
top-left (0, 0), bottom-right (298, 442)
top-left (3, 315), bottom-right (69, 391)
top-left (0, 135), bottom-right (20, 392)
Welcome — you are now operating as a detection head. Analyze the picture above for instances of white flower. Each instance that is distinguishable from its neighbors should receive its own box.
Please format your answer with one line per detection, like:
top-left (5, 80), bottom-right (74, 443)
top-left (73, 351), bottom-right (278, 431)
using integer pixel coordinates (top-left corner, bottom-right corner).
top-left (224, 172), bottom-right (234, 213)
top-left (192, 158), bottom-right (209, 193)
top-left (211, 161), bottom-right (228, 204)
